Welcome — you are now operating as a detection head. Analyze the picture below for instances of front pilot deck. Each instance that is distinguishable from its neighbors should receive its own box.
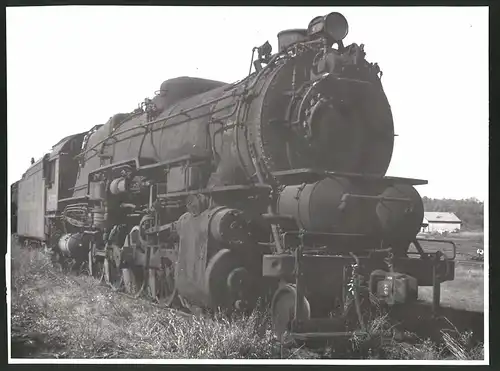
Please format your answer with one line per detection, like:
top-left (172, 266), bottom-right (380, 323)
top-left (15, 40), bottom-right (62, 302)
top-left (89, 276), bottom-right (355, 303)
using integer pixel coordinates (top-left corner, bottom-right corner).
top-left (263, 232), bottom-right (457, 342)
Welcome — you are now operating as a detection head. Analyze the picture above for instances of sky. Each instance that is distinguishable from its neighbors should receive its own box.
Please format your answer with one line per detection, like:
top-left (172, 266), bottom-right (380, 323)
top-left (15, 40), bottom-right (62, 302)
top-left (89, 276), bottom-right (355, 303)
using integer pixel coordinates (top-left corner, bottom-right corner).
top-left (6, 6), bottom-right (489, 201)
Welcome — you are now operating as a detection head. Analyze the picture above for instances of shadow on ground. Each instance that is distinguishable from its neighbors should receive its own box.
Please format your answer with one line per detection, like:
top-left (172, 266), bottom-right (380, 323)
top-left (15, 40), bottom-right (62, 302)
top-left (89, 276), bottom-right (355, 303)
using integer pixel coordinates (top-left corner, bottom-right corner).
top-left (11, 327), bottom-right (65, 358)
top-left (392, 301), bottom-right (484, 345)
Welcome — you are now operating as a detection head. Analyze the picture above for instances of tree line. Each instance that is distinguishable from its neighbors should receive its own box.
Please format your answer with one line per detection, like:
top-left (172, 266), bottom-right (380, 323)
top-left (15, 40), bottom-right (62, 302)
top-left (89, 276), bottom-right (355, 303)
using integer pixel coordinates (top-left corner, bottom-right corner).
top-left (422, 197), bottom-right (484, 231)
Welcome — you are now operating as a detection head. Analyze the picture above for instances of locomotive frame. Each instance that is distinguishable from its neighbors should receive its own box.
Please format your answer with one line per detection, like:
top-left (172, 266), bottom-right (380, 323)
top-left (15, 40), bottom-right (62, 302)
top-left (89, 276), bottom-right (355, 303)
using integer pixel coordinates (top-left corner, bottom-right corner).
top-left (11, 11), bottom-right (458, 344)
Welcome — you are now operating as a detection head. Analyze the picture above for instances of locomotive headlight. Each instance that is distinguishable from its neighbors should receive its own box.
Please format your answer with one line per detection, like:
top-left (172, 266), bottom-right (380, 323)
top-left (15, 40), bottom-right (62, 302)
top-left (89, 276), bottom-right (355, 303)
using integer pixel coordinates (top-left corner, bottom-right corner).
top-left (324, 12), bottom-right (349, 41)
top-left (308, 12), bottom-right (349, 42)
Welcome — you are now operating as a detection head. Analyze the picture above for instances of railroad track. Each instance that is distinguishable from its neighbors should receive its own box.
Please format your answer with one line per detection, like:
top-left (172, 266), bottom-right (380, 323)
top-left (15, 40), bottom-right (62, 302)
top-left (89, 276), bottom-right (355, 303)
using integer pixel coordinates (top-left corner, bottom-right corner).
top-left (455, 260), bottom-right (484, 268)
top-left (454, 251), bottom-right (484, 268)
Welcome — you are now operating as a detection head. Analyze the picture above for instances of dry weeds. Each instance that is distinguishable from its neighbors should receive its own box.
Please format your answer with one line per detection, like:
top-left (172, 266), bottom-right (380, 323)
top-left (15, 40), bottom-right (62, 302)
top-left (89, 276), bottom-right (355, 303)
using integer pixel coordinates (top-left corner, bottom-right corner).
top-left (10, 244), bottom-right (484, 360)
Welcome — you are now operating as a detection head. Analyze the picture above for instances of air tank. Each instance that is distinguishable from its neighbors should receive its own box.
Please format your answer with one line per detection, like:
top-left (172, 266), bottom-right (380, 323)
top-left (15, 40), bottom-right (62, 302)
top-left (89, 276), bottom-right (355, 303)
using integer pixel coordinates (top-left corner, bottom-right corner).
top-left (58, 233), bottom-right (88, 259)
top-left (277, 177), bottom-right (350, 232)
top-left (376, 184), bottom-right (424, 253)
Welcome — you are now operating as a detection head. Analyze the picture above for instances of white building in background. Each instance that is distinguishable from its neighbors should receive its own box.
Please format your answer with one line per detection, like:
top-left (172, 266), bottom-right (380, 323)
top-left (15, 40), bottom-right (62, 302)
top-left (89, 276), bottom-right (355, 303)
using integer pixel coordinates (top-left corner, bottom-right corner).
top-left (421, 212), bottom-right (462, 233)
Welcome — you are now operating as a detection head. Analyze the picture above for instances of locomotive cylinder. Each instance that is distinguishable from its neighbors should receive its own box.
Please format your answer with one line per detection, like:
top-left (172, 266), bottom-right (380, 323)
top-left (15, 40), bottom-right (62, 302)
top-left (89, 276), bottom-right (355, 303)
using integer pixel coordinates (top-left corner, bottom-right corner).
top-left (209, 207), bottom-right (248, 245)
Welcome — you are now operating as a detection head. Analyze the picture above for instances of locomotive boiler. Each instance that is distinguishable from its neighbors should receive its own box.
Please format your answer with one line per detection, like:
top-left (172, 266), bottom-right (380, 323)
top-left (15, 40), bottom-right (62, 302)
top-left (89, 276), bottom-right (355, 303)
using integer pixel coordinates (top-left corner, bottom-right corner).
top-left (13, 11), bottom-right (456, 342)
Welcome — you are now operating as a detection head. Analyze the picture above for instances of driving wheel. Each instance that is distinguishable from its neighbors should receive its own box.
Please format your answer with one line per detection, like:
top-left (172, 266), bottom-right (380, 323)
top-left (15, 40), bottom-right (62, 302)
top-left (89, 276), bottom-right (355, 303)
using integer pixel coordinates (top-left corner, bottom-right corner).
top-left (123, 267), bottom-right (145, 297)
top-left (52, 250), bottom-right (63, 273)
top-left (271, 284), bottom-right (311, 342)
top-left (148, 259), bottom-right (177, 307)
top-left (104, 255), bottom-right (123, 291)
top-left (88, 243), bottom-right (104, 282)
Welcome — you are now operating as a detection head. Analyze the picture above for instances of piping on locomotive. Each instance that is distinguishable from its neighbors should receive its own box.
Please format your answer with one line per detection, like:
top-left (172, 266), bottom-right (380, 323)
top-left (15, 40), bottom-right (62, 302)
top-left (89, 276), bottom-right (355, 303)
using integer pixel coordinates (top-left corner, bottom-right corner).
top-left (11, 12), bottom-right (457, 342)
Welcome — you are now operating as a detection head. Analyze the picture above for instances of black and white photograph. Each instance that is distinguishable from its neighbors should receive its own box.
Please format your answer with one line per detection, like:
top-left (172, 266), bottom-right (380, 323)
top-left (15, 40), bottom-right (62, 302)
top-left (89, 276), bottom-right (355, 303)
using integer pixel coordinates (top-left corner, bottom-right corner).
top-left (6, 5), bottom-right (489, 364)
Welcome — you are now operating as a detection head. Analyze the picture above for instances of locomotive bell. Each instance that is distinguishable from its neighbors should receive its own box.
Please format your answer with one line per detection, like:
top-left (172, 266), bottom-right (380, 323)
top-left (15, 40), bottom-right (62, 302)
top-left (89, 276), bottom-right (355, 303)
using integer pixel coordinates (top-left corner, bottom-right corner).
top-left (277, 29), bottom-right (308, 51)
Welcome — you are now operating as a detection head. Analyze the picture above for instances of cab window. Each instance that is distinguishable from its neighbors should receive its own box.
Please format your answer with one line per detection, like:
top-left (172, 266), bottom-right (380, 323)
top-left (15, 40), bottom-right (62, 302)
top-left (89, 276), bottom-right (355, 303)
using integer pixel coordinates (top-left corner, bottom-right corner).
top-left (46, 160), bottom-right (56, 188)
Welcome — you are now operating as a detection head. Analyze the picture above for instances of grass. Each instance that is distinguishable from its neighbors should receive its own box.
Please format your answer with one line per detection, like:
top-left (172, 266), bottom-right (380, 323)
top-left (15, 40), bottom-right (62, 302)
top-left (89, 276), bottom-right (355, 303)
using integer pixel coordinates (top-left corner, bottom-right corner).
top-left (10, 245), bottom-right (277, 359)
top-left (419, 264), bottom-right (484, 313)
top-left (347, 311), bottom-right (485, 360)
top-left (10, 243), bottom-right (485, 360)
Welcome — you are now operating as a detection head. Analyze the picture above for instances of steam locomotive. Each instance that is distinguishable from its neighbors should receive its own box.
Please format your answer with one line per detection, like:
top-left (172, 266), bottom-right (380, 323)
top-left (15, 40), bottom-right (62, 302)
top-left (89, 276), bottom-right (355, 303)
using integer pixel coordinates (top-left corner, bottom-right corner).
top-left (11, 12), bottom-right (456, 341)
